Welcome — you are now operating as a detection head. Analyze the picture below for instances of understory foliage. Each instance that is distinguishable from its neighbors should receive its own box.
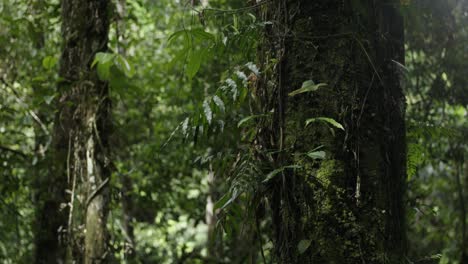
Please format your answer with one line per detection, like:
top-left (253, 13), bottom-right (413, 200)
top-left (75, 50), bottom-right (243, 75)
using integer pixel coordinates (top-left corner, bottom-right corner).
top-left (0, 0), bottom-right (466, 263)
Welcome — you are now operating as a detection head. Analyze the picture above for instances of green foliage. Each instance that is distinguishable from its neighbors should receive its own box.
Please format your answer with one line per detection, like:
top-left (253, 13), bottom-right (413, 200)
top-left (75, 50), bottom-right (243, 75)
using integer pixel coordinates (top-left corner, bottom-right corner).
top-left (0, 0), bottom-right (466, 263)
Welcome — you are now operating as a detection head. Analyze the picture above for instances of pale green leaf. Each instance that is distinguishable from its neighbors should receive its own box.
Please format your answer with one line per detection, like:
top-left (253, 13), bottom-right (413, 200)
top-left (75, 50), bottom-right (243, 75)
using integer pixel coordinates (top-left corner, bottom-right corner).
top-left (181, 117), bottom-right (190, 136)
top-left (114, 54), bottom-right (134, 77)
top-left (203, 99), bottom-right (212, 124)
top-left (263, 165), bottom-right (301, 183)
top-left (305, 117), bottom-right (344, 130)
top-left (307, 151), bottom-right (326, 160)
top-left (298, 239), bottom-right (311, 254)
top-left (288, 80), bottom-right (327, 97)
top-left (92, 52), bottom-right (114, 68)
top-left (212, 95), bottom-right (225, 113)
top-left (43, 95), bottom-right (55, 105)
top-left (237, 114), bottom-right (268, 128)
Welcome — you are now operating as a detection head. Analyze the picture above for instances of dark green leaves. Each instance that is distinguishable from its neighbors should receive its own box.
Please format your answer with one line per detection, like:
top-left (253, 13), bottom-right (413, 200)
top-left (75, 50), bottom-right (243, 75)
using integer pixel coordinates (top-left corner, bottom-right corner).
top-left (167, 28), bottom-right (215, 79)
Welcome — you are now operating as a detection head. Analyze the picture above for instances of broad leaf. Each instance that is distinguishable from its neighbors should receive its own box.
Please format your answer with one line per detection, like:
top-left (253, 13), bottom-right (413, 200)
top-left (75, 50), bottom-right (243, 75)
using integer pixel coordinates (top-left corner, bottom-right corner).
top-left (307, 151), bottom-right (326, 160)
top-left (42, 56), bottom-right (57, 70)
top-left (186, 48), bottom-right (206, 79)
top-left (92, 52), bottom-right (114, 68)
top-left (298, 239), bottom-right (311, 254)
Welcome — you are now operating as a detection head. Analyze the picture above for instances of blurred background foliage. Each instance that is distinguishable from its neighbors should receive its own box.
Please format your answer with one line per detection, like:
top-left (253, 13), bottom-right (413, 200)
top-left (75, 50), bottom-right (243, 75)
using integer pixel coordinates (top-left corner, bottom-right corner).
top-left (0, 0), bottom-right (466, 263)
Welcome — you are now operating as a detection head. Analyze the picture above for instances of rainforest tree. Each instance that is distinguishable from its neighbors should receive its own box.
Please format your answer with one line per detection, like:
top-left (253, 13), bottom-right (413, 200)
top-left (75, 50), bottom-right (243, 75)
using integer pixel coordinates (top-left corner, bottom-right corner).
top-left (254, 0), bottom-right (406, 262)
top-left (36, 0), bottom-right (112, 262)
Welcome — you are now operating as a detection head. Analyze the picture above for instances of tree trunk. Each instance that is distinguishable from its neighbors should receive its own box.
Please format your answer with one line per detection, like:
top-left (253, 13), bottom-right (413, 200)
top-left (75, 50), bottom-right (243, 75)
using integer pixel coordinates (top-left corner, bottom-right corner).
top-left (256, 0), bottom-right (406, 263)
top-left (51, 0), bottom-right (111, 263)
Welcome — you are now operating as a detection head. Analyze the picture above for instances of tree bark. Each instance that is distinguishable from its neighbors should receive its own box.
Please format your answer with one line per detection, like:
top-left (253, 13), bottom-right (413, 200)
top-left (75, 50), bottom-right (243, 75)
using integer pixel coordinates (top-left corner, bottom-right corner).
top-left (50, 0), bottom-right (111, 263)
top-left (256, 0), bottom-right (406, 263)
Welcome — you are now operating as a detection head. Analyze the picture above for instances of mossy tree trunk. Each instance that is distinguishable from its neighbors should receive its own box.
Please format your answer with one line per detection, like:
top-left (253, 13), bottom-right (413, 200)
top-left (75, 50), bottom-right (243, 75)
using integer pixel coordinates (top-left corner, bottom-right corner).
top-left (256, 0), bottom-right (406, 263)
top-left (48, 0), bottom-right (112, 263)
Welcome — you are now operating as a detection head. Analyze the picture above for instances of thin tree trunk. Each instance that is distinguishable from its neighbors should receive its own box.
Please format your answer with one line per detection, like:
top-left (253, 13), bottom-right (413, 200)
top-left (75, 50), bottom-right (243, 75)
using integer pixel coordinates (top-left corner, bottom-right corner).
top-left (51, 0), bottom-right (111, 262)
top-left (205, 167), bottom-right (218, 262)
top-left (458, 151), bottom-right (468, 263)
top-left (256, 0), bottom-right (406, 262)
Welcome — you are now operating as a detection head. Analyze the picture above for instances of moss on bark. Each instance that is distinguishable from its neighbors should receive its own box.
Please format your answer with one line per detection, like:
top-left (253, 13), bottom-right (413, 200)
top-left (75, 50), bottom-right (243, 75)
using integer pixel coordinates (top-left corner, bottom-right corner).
top-left (256, 0), bottom-right (406, 263)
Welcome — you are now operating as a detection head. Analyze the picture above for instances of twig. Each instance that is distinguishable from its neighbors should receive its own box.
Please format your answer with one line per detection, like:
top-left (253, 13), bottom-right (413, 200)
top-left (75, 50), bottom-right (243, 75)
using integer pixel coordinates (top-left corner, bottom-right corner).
top-left (352, 36), bottom-right (384, 86)
top-left (86, 177), bottom-right (110, 208)
top-left (67, 134), bottom-right (76, 242)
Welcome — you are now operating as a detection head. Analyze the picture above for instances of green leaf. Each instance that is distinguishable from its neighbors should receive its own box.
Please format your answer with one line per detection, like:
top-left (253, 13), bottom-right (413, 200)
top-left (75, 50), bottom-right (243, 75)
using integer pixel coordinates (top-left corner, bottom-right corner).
top-left (42, 56), bottom-right (57, 70)
top-left (108, 65), bottom-right (128, 92)
top-left (43, 95), bottom-right (56, 105)
top-left (288, 80), bottom-right (327, 97)
top-left (298, 239), bottom-right (311, 254)
top-left (203, 99), bottom-right (212, 124)
top-left (92, 52), bottom-right (114, 68)
top-left (305, 117), bottom-right (344, 130)
top-left (214, 193), bottom-right (230, 211)
top-left (181, 117), bottom-right (190, 136)
top-left (263, 165), bottom-right (301, 183)
top-left (168, 48), bottom-right (189, 69)
top-left (114, 54), bottom-right (134, 77)
top-left (307, 151), bottom-right (326, 160)
top-left (186, 48), bottom-right (206, 79)
top-left (97, 63), bottom-right (111, 81)
top-left (214, 189), bottom-right (240, 211)
top-left (191, 28), bottom-right (215, 42)
top-left (92, 52), bottom-right (116, 81)
top-left (168, 29), bottom-right (189, 45)
top-left (212, 95), bottom-right (225, 113)
top-left (237, 114), bottom-right (268, 128)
